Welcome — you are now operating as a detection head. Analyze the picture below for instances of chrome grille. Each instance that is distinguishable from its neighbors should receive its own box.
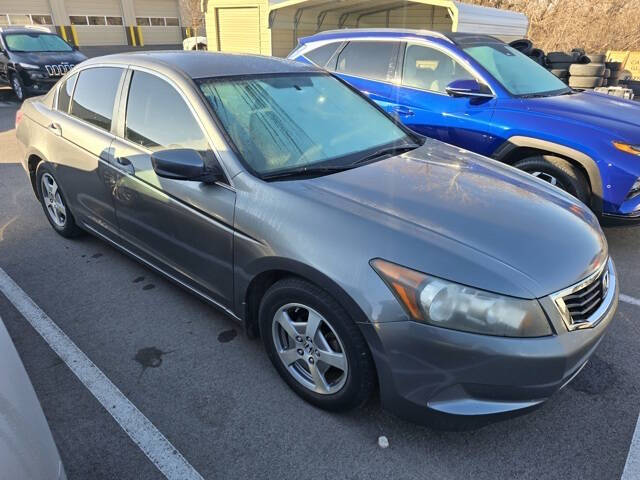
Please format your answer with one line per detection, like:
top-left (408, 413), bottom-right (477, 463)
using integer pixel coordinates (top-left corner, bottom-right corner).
top-left (44, 64), bottom-right (74, 77)
top-left (562, 268), bottom-right (607, 323)
top-left (551, 259), bottom-right (612, 331)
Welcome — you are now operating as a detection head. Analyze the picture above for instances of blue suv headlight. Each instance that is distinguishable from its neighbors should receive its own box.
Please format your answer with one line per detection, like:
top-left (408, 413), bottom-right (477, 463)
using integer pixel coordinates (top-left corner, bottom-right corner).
top-left (628, 178), bottom-right (640, 200)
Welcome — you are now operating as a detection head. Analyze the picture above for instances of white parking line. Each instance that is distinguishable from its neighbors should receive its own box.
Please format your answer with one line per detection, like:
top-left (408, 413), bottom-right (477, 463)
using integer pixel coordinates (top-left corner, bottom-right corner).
top-left (0, 267), bottom-right (205, 480)
top-left (620, 294), bottom-right (640, 308)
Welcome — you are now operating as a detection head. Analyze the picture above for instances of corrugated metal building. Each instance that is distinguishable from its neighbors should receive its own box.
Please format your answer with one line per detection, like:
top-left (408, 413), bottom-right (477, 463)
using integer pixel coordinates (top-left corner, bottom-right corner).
top-left (203, 0), bottom-right (529, 57)
top-left (0, 0), bottom-right (184, 49)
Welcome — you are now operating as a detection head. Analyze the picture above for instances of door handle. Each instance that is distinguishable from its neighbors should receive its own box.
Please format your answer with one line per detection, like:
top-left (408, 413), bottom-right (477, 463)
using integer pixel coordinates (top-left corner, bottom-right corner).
top-left (48, 123), bottom-right (62, 136)
top-left (392, 106), bottom-right (414, 117)
top-left (114, 156), bottom-right (135, 174)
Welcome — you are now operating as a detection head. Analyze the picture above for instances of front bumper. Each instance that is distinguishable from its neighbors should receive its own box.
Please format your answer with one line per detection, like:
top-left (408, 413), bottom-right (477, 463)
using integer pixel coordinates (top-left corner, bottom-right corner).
top-left (19, 70), bottom-right (58, 95)
top-left (360, 260), bottom-right (618, 425)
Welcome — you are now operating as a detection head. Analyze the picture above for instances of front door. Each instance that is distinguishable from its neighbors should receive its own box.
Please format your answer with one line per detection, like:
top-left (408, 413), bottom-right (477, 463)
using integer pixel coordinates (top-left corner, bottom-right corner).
top-left (394, 42), bottom-right (498, 156)
top-left (111, 70), bottom-right (235, 306)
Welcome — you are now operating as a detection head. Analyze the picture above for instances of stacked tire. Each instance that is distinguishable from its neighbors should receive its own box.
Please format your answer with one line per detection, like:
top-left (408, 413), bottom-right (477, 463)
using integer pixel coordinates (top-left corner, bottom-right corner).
top-left (569, 54), bottom-right (607, 89)
top-left (546, 51), bottom-right (589, 84)
top-left (509, 39), bottom-right (545, 66)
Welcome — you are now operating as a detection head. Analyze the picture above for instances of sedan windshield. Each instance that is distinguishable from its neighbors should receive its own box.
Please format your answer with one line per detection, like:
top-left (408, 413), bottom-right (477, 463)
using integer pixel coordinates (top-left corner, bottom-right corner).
top-left (198, 73), bottom-right (416, 177)
top-left (4, 33), bottom-right (73, 52)
top-left (464, 43), bottom-right (570, 97)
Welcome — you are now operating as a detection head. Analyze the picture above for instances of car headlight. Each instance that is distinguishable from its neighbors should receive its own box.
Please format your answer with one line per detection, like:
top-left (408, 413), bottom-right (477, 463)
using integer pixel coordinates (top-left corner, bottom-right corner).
top-left (371, 259), bottom-right (552, 337)
top-left (613, 142), bottom-right (640, 156)
top-left (18, 62), bottom-right (40, 70)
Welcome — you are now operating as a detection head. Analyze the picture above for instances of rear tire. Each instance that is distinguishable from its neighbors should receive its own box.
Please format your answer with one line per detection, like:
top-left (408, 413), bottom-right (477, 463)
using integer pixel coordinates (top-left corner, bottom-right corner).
top-left (36, 163), bottom-right (83, 238)
top-left (514, 155), bottom-right (591, 205)
top-left (259, 277), bottom-right (375, 412)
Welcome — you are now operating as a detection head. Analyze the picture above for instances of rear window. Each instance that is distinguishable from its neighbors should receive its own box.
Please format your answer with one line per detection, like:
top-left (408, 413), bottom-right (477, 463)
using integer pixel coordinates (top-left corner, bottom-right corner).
top-left (57, 73), bottom-right (77, 114)
top-left (70, 67), bottom-right (123, 131)
top-left (304, 43), bottom-right (341, 67)
top-left (335, 41), bottom-right (400, 82)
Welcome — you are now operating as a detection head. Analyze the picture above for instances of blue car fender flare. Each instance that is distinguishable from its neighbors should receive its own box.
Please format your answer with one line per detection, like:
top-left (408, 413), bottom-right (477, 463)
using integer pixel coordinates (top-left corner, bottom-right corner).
top-left (492, 136), bottom-right (604, 214)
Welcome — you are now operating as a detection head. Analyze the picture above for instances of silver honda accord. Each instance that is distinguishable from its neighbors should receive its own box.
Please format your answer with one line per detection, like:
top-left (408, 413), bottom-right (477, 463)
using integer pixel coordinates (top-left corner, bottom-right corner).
top-left (15, 51), bottom-right (618, 425)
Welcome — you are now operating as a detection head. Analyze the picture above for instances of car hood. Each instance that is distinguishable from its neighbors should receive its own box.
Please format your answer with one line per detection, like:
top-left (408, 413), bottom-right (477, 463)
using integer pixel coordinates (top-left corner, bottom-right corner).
top-left (295, 140), bottom-right (608, 299)
top-left (11, 50), bottom-right (87, 65)
top-left (502, 91), bottom-right (640, 143)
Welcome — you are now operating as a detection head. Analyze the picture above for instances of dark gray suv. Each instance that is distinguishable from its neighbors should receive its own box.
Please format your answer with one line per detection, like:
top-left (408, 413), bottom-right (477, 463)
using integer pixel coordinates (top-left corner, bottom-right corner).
top-left (15, 52), bottom-right (618, 425)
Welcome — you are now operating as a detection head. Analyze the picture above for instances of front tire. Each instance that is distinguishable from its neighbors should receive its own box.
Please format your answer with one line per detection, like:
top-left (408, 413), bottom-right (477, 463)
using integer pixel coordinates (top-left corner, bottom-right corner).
top-left (10, 72), bottom-right (26, 102)
top-left (514, 155), bottom-right (591, 205)
top-left (36, 163), bottom-right (83, 238)
top-left (259, 277), bottom-right (375, 412)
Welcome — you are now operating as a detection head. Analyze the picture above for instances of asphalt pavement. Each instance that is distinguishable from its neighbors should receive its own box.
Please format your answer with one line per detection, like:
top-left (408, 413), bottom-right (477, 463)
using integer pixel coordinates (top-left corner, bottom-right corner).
top-left (1, 85), bottom-right (640, 480)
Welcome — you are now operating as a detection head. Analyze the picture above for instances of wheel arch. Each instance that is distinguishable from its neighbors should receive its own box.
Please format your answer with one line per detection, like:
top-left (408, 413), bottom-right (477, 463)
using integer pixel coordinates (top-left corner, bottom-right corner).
top-left (27, 151), bottom-right (46, 198)
top-left (492, 136), bottom-right (603, 214)
top-left (238, 257), bottom-right (370, 340)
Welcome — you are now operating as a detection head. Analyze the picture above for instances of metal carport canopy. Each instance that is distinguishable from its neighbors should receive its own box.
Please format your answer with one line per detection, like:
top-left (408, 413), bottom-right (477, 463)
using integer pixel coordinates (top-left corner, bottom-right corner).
top-left (268, 0), bottom-right (528, 37)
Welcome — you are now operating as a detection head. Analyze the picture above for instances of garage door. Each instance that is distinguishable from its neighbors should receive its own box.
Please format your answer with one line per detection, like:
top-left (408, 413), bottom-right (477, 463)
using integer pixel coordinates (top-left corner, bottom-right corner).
top-left (134, 0), bottom-right (181, 45)
top-left (66, 0), bottom-right (126, 46)
top-left (216, 7), bottom-right (260, 54)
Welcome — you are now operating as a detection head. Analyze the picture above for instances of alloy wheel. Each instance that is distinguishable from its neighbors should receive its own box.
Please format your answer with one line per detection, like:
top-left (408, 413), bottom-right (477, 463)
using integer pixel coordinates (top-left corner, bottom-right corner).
top-left (11, 75), bottom-right (23, 101)
top-left (41, 173), bottom-right (67, 228)
top-left (531, 171), bottom-right (561, 187)
top-left (271, 303), bottom-right (348, 395)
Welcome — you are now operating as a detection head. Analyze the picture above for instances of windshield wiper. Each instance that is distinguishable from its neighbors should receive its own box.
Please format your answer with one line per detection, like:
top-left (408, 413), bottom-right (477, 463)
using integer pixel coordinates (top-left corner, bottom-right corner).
top-left (350, 143), bottom-right (420, 166)
top-left (262, 165), bottom-right (354, 180)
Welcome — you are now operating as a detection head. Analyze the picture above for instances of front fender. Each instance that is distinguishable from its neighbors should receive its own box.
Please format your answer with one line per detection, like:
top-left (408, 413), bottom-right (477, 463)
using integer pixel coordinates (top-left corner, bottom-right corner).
top-left (493, 136), bottom-right (604, 215)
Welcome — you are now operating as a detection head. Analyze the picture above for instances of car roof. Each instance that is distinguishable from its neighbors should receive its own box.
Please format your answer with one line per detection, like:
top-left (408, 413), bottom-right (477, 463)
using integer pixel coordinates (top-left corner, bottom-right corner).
top-left (0, 27), bottom-right (58, 35)
top-left (300, 28), bottom-right (503, 46)
top-left (82, 51), bottom-right (321, 79)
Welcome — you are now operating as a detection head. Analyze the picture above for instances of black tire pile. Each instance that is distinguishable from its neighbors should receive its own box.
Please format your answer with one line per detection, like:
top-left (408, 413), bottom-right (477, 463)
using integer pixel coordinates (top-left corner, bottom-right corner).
top-left (509, 40), bottom-right (634, 91)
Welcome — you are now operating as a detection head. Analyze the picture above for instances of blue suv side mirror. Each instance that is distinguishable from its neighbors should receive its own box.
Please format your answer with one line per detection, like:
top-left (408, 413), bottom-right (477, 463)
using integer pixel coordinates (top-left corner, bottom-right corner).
top-left (445, 79), bottom-right (493, 99)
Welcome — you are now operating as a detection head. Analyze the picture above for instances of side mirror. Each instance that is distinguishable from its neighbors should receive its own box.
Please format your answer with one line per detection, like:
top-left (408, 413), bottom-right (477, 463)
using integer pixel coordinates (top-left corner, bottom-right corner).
top-left (72, 45), bottom-right (79, 51)
top-left (151, 149), bottom-right (223, 183)
top-left (445, 79), bottom-right (493, 99)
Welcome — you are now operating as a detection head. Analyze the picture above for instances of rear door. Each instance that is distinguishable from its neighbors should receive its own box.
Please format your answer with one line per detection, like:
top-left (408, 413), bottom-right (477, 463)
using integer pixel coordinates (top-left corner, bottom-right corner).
top-left (331, 40), bottom-right (401, 115)
top-left (44, 66), bottom-right (125, 237)
top-left (394, 42), bottom-right (497, 155)
top-left (110, 69), bottom-right (235, 306)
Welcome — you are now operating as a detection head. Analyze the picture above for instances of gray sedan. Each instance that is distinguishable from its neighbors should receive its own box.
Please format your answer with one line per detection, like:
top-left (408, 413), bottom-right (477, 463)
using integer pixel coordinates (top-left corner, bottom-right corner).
top-left (15, 52), bottom-right (617, 425)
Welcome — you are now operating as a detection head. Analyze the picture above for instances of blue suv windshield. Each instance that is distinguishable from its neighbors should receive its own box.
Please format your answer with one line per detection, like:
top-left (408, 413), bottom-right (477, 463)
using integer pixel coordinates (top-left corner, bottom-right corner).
top-left (199, 73), bottom-right (415, 177)
top-left (464, 43), bottom-right (570, 97)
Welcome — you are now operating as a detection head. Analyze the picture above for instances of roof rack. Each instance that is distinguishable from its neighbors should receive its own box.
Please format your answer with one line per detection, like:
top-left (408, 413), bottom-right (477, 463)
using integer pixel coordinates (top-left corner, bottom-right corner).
top-left (313, 28), bottom-right (454, 43)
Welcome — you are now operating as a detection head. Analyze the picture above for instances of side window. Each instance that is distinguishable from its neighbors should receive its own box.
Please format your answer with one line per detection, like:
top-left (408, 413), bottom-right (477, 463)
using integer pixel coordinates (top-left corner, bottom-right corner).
top-left (304, 42), bottom-right (341, 68)
top-left (125, 71), bottom-right (209, 153)
top-left (402, 44), bottom-right (474, 93)
top-left (70, 67), bottom-right (122, 130)
top-left (57, 73), bottom-right (77, 113)
top-left (335, 41), bottom-right (400, 82)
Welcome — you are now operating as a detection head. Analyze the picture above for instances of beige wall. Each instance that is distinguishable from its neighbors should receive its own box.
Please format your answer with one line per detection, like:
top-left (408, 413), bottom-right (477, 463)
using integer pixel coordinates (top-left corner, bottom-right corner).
top-left (1, 0), bottom-right (51, 16)
top-left (1, 0), bottom-right (182, 46)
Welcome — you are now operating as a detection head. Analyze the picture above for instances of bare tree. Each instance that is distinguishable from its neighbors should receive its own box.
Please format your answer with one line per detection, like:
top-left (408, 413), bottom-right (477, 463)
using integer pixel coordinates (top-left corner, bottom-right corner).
top-left (180, 0), bottom-right (205, 41)
top-left (467, 0), bottom-right (640, 52)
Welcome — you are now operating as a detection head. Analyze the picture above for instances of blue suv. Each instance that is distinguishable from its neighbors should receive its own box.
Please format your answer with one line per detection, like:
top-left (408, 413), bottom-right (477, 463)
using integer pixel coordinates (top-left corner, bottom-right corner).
top-left (288, 29), bottom-right (640, 225)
